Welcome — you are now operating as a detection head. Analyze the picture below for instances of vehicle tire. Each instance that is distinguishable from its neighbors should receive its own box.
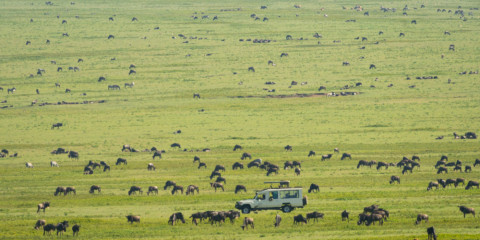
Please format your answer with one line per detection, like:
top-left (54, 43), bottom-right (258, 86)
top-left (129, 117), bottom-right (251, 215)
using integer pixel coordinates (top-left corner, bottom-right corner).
top-left (282, 205), bottom-right (292, 213)
top-left (242, 206), bottom-right (251, 214)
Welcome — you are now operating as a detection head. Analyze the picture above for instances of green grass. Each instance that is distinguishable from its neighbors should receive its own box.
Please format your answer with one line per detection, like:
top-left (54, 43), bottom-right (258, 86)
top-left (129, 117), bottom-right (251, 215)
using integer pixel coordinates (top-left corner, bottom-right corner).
top-left (0, 0), bottom-right (479, 239)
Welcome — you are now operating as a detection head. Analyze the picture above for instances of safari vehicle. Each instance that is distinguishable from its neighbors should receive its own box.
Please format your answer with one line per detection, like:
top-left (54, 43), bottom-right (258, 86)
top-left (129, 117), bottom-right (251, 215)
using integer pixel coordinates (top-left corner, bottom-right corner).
top-left (235, 181), bottom-right (307, 214)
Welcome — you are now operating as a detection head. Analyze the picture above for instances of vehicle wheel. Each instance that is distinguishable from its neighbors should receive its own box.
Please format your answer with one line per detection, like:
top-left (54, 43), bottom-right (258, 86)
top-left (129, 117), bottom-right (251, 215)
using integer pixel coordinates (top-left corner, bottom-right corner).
top-left (242, 206), bottom-right (251, 214)
top-left (282, 205), bottom-right (292, 213)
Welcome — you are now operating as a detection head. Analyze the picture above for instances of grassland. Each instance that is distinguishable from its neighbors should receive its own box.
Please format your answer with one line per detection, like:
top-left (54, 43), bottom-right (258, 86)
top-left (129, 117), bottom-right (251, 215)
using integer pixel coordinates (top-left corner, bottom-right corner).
top-left (0, 0), bottom-right (479, 239)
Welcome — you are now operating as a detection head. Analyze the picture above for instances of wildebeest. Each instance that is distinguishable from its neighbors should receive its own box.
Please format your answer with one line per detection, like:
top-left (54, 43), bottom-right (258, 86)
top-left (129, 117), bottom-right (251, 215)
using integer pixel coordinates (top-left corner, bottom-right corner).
top-left (415, 214), bottom-right (429, 224)
top-left (164, 180), bottom-right (176, 190)
top-left (453, 165), bottom-right (462, 172)
top-left (412, 155), bottom-right (420, 161)
top-left (459, 206), bottom-right (475, 218)
top-left (293, 214), bottom-right (307, 224)
top-left (284, 161), bottom-right (294, 170)
top-left (193, 156), bottom-right (200, 163)
top-left (363, 205), bottom-right (379, 213)
top-left (98, 76), bottom-right (106, 82)
top-left (241, 217), bottom-right (254, 230)
top-left (72, 224), bottom-right (80, 236)
top-left (308, 150), bottom-right (315, 157)
top-left (427, 226), bottom-right (437, 240)
top-left (437, 167), bottom-right (448, 174)
top-left (193, 93), bottom-right (200, 99)
top-left (232, 162), bottom-right (244, 170)
top-left (306, 212), bottom-right (324, 222)
top-left (341, 153), bottom-right (352, 160)
top-left (43, 224), bottom-right (56, 235)
top-left (369, 64), bottom-right (376, 69)
top-left (377, 162), bottom-right (389, 170)
top-left (402, 166), bottom-right (413, 174)
top-left (248, 161), bottom-right (260, 168)
top-left (124, 82), bottom-right (134, 88)
top-left (128, 186), bottom-right (142, 195)
top-left (152, 151), bottom-right (162, 159)
top-left (294, 167), bottom-right (301, 176)
top-left (389, 176), bottom-right (400, 184)
top-left (358, 213), bottom-right (383, 226)
top-left (26, 162), bottom-right (34, 168)
top-left (233, 144), bottom-right (242, 151)
top-left (185, 185), bottom-right (199, 195)
top-left (342, 210), bottom-right (350, 222)
top-left (210, 212), bottom-right (226, 226)
top-left (171, 185), bottom-right (184, 195)
top-left (108, 85), bottom-right (120, 90)
top-left (215, 176), bottom-right (226, 184)
top-left (465, 180), bottom-right (479, 190)
top-left (107, 34), bottom-right (114, 39)
top-left (147, 163), bottom-right (156, 171)
top-left (35, 219), bottom-right (46, 230)
top-left (37, 202), bottom-right (50, 213)
top-left (427, 181), bottom-right (439, 191)
top-left (210, 170), bottom-right (221, 179)
top-left (235, 185), bottom-right (247, 194)
top-left (65, 187), bottom-right (76, 195)
top-left (454, 178), bottom-right (465, 187)
top-left (198, 162), bottom-right (207, 169)
top-left (147, 186), bottom-right (159, 195)
top-left (168, 212), bottom-right (186, 225)
top-left (280, 53), bottom-right (288, 57)
top-left (116, 158), bottom-right (127, 165)
top-left (214, 165), bottom-right (226, 172)
top-left (50, 161), bottom-right (59, 167)
top-left (190, 212), bottom-right (206, 225)
top-left (210, 182), bottom-right (224, 192)
top-left (284, 145), bottom-right (293, 151)
top-left (465, 165), bottom-right (472, 172)
top-left (399, 32), bottom-right (405, 37)
top-left (241, 152), bottom-right (252, 160)
top-left (266, 167), bottom-right (278, 176)
top-left (103, 164), bottom-right (110, 172)
top-left (68, 151), bottom-right (79, 159)
top-left (7, 87), bottom-right (16, 94)
top-left (89, 185), bottom-right (101, 194)
top-left (51, 123), bottom-right (63, 129)
top-left (56, 221), bottom-right (69, 236)
top-left (321, 154), bottom-right (332, 161)
top-left (126, 215), bottom-right (140, 224)
top-left (171, 143), bottom-right (181, 148)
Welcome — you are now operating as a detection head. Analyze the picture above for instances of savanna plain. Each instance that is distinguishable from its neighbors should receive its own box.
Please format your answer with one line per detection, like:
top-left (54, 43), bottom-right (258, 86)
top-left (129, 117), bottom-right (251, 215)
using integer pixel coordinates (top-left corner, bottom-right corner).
top-left (0, 0), bottom-right (479, 239)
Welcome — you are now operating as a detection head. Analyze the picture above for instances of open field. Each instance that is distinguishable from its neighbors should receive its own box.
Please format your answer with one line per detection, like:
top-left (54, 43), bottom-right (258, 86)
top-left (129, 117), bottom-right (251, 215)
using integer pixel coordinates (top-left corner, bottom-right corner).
top-left (0, 0), bottom-right (479, 239)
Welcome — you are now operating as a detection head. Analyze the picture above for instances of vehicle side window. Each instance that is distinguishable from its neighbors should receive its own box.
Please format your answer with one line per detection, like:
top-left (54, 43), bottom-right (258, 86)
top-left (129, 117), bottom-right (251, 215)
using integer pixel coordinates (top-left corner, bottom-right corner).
top-left (279, 190), bottom-right (299, 199)
top-left (258, 194), bottom-right (265, 200)
top-left (269, 191), bottom-right (278, 200)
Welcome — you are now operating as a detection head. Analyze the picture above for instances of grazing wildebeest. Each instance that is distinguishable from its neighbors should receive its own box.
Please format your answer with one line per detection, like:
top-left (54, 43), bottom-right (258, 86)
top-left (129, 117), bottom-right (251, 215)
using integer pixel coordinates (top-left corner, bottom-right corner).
top-left (369, 64), bottom-right (376, 69)
top-left (274, 214), bottom-right (282, 227)
top-left (43, 224), bottom-right (56, 235)
top-left (193, 156), bottom-right (200, 163)
top-left (107, 34), bottom-right (114, 39)
top-left (108, 85), bottom-right (120, 90)
top-left (286, 35), bottom-right (292, 40)
top-left (198, 162), bottom-right (207, 169)
top-left (465, 165), bottom-right (472, 172)
top-left (89, 185), bottom-right (101, 194)
top-left (168, 212), bottom-right (186, 225)
top-left (342, 210), bottom-right (350, 222)
top-left (248, 66), bottom-right (255, 72)
top-left (241, 217), bottom-right (254, 230)
top-left (26, 162), bottom-right (34, 168)
top-left (284, 145), bottom-right (293, 151)
top-left (37, 202), bottom-right (50, 213)
top-left (437, 179), bottom-right (446, 188)
top-left (453, 165), bottom-right (462, 172)
top-left (415, 214), bottom-right (429, 224)
top-left (280, 53), bottom-right (288, 57)
top-left (402, 166), bottom-right (413, 174)
top-left (56, 221), bottom-right (69, 236)
top-left (427, 181), bottom-right (439, 191)
top-left (454, 178), bottom-right (465, 187)
top-left (65, 187), bottom-right (76, 195)
top-left (241, 152), bottom-right (252, 160)
top-left (363, 205), bottom-right (379, 213)
top-left (128, 186), bottom-right (142, 195)
top-left (98, 76), bottom-right (105, 82)
top-left (214, 165), bottom-right (226, 172)
top-left (233, 144), bottom-right (242, 151)
top-left (435, 160), bottom-right (446, 168)
top-left (171, 143), bottom-right (181, 148)
top-left (293, 214), bottom-right (307, 224)
top-left (294, 167), bottom-right (301, 176)
top-left (235, 185), bottom-right (247, 194)
top-left (284, 161), bottom-right (293, 170)
top-left (147, 163), bottom-right (156, 171)
top-left (68, 151), bottom-right (78, 159)
top-left (225, 210), bottom-right (240, 224)
top-left (72, 224), bottom-right (80, 236)
top-left (412, 155), bottom-right (420, 161)
top-left (341, 153), bottom-right (352, 160)
top-left (376, 162), bottom-right (388, 170)
top-left (189, 212), bottom-right (206, 225)
top-left (109, 17), bottom-right (114, 21)
top-left (440, 155), bottom-right (448, 161)
top-left (321, 154), bottom-right (332, 161)
top-left (186, 185), bottom-right (199, 195)
top-left (116, 158), bottom-right (127, 165)
top-left (437, 167), bottom-right (448, 174)
top-left (248, 161), bottom-right (260, 168)
top-left (427, 226), bottom-right (437, 240)
top-left (459, 206), bottom-right (475, 218)
top-left (358, 213), bottom-right (383, 226)
top-left (306, 212), bottom-right (324, 222)
top-left (232, 162), bottom-right (244, 170)
top-left (308, 150), bottom-right (315, 157)
top-left (357, 160), bottom-right (372, 168)
top-left (51, 123), bottom-right (63, 129)
top-left (210, 212), bottom-right (226, 226)
top-left (210, 170), bottom-right (221, 179)
top-left (210, 182), bottom-right (224, 192)
top-left (389, 176), bottom-right (400, 184)
top-left (50, 161), bottom-right (59, 167)
top-left (171, 185), bottom-right (183, 195)
top-left (266, 167), bottom-right (278, 176)
top-left (35, 219), bottom-right (46, 230)
top-left (147, 186), bottom-right (159, 195)
top-left (124, 82), bottom-right (134, 88)
top-left (7, 87), bottom-right (16, 94)
top-left (444, 179), bottom-right (456, 188)
top-left (399, 32), bottom-right (405, 37)
top-left (152, 151), bottom-right (162, 159)
top-left (84, 167), bottom-right (93, 175)
top-left (215, 176), bottom-right (226, 184)
top-left (465, 180), bottom-right (479, 190)
top-left (103, 164), bottom-right (110, 172)
top-left (193, 93), bottom-right (200, 99)
top-left (126, 215), bottom-right (140, 224)
top-left (164, 180), bottom-right (176, 190)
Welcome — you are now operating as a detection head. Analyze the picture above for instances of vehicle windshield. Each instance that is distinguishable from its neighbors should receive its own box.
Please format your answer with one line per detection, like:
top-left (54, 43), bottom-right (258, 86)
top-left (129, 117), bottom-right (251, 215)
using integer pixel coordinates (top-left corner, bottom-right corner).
top-left (255, 192), bottom-right (266, 200)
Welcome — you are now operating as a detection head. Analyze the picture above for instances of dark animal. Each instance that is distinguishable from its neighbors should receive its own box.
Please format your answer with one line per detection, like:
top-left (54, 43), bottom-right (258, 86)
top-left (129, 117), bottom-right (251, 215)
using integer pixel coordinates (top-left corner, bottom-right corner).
top-left (193, 156), bottom-right (200, 163)
top-left (198, 162), bottom-right (207, 169)
top-left (465, 165), bottom-right (472, 172)
top-left (389, 176), bottom-right (400, 184)
top-left (248, 161), bottom-right (260, 168)
top-left (147, 186), bottom-right (159, 195)
top-left (210, 171), bottom-right (221, 179)
top-left (427, 226), bottom-right (437, 240)
top-left (308, 150), bottom-right (315, 157)
top-left (241, 217), bottom-right (254, 230)
top-left (65, 187), bottom-right (76, 195)
top-left (369, 64), bottom-right (376, 69)
top-left (43, 224), bottom-right (56, 235)
top-left (186, 185), bottom-right (199, 195)
top-left (89, 185), bottom-right (101, 194)
top-left (455, 178), bottom-right (465, 187)
top-left (293, 214), bottom-right (307, 224)
top-left (274, 214), bottom-right (282, 227)
top-left (147, 163), bottom-right (156, 171)
top-left (35, 219), bottom-right (46, 230)
top-left (210, 182), bottom-right (224, 192)
top-left (341, 153), bottom-right (352, 160)
top-left (437, 167), bottom-right (448, 174)
top-left (459, 206), bottom-right (475, 218)
top-left (241, 152), bottom-right (252, 160)
top-left (103, 164), bottom-right (110, 172)
top-left (284, 145), bottom-right (293, 151)
top-left (37, 202), bottom-right (50, 213)
top-left (193, 93), bottom-right (200, 99)
top-left (56, 221), bottom-right (69, 236)
top-left (51, 123), bottom-right (63, 129)
top-left (473, 159), bottom-right (480, 167)
top-left (171, 185), bottom-right (183, 195)
top-left (266, 167), bottom-right (278, 176)
top-left (98, 76), bottom-right (105, 82)
top-left (341, 210), bottom-right (350, 222)
top-left (152, 151), bottom-right (162, 159)
top-left (232, 162), bottom-right (244, 170)
top-left (215, 176), bottom-right (226, 184)
top-left (72, 224), bottom-right (80, 236)
top-left (284, 161), bottom-right (293, 170)
top-left (363, 205), bottom-right (379, 213)
top-left (129, 70), bottom-right (136, 75)
top-left (168, 212), bottom-right (186, 225)
top-left (233, 144), bottom-right (242, 151)
top-left (427, 181), bottom-right (439, 191)
top-left (7, 87), bottom-right (16, 94)
top-left (107, 35), bottom-right (114, 39)
top-left (415, 214), bottom-right (428, 224)
top-left (164, 180), bottom-right (176, 190)
top-left (68, 151), bottom-right (79, 159)
top-left (214, 165), bottom-right (225, 172)
top-left (402, 166), bottom-right (413, 174)
top-left (294, 167), bottom-right (301, 176)
top-left (248, 67), bottom-right (255, 72)
top-left (126, 215), bottom-right (140, 224)
top-left (306, 212), bottom-right (324, 222)
top-left (171, 143), bottom-right (181, 148)
top-left (235, 185), bottom-right (247, 194)
top-left (321, 154), bottom-right (332, 161)
top-left (116, 158), bottom-right (127, 165)
top-left (128, 186), bottom-right (142, 195)
top-left (412, 155), bottom-right (420, 161)
top-left (377, 162), bottom-right (389, 170)
top-left (465, 181), bottom-right (479, 190)
top-left (280, 53), bottom-right (288, 57)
